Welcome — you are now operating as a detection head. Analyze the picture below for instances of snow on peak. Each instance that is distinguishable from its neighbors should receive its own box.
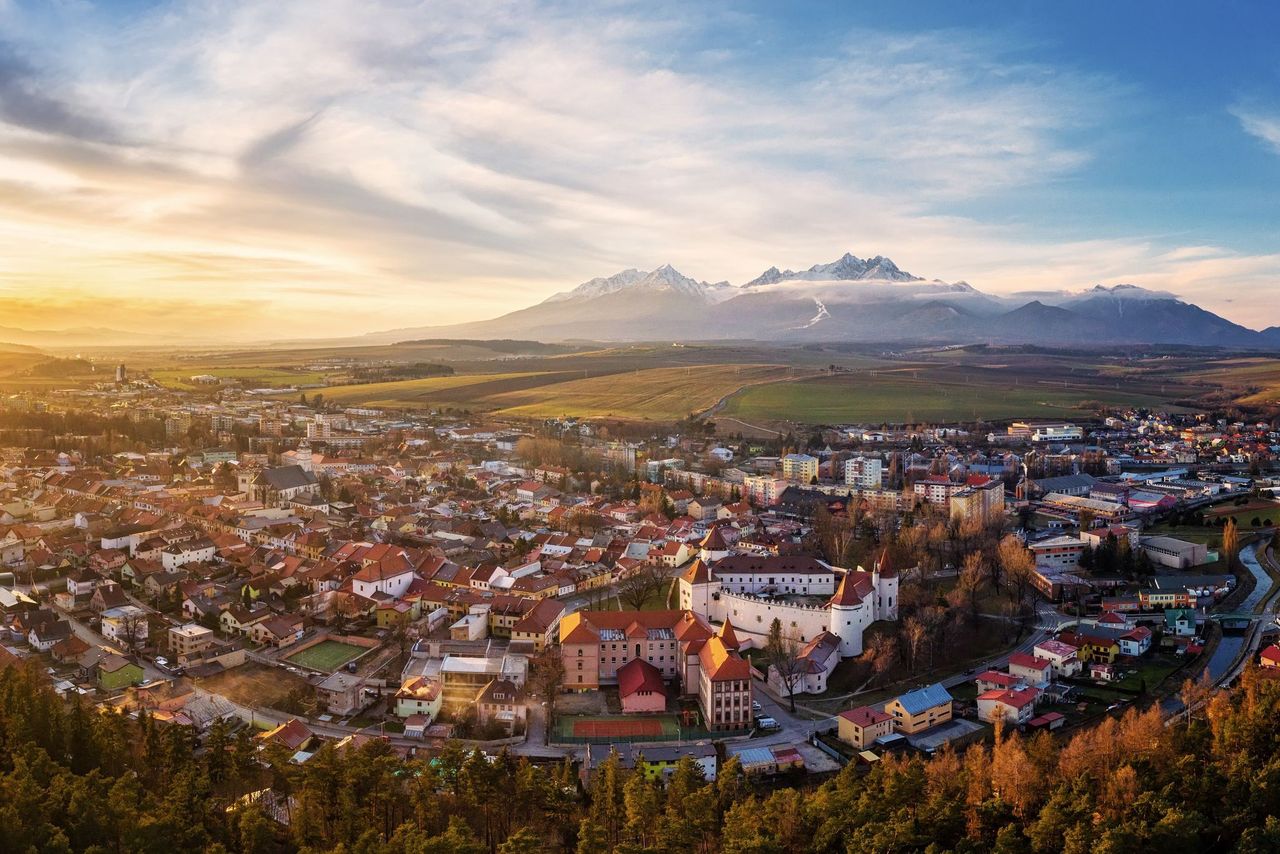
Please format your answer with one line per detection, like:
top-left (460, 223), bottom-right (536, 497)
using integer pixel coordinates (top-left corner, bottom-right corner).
top-left (544, 269), bottom-right (648, 303)
top-left (544, 265), bottom-right (732, 304)
top-left (743, 252), bottom-right (921, 286)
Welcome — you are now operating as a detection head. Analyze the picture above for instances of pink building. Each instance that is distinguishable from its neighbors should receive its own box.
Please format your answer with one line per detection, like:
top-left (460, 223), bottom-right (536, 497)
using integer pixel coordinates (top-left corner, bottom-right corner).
top-left (617, 658), bottom-right (669, 714)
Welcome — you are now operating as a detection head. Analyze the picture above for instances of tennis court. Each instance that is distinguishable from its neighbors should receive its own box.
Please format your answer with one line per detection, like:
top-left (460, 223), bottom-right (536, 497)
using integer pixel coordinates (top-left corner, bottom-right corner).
top-left (556, 714), bottom-right (683, 742)
top-left (285, 639), bottom-right (366, 672)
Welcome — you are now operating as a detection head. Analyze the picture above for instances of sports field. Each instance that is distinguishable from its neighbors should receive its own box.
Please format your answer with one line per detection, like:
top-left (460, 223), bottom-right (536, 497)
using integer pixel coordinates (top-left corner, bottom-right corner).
top-left (284, 640), bottom-right (366, 672)
top-left (556, 714), bottom-right (682, 742)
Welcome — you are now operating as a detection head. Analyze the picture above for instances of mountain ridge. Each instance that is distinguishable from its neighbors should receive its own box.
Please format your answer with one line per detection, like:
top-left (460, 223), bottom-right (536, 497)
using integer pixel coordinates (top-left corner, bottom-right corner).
top-left (360, 253), bottom-right (1278, 350)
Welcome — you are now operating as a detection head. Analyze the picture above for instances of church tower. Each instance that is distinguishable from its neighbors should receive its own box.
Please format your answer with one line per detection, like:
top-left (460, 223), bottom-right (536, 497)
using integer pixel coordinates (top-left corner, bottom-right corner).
top-left (296, 439), bottom-right (313, 473)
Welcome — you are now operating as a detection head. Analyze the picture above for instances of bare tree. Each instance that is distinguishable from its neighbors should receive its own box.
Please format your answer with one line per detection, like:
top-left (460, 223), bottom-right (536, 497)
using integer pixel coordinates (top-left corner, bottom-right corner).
top-left (616, 563), bottom-right (668, 612)
top-left (902, 618), bottom-right (928, 675)
top-left (116, 611), bottom-right (148, 654)
top-left (764, 618), bottom-right (807, 713)
top-left (530, 644), bottom-right (566, 712)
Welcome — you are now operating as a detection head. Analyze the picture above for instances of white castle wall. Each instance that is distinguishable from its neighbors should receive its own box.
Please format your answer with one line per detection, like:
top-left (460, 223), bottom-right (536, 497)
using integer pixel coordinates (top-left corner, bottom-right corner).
top-left (717, 591), bottom-right (833, 648)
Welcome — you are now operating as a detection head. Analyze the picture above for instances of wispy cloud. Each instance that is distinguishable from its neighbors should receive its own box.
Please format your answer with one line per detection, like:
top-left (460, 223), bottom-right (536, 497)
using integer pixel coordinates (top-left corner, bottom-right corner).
top-left (0, 1), bottom-right (1274, 336)
top-left (1231, 104), bottom-right (1280, 155)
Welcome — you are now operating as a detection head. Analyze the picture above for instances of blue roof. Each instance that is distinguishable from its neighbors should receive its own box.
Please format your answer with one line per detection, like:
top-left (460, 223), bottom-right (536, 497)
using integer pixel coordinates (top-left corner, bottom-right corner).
top-left (894, 683), bottom-right (953, 716)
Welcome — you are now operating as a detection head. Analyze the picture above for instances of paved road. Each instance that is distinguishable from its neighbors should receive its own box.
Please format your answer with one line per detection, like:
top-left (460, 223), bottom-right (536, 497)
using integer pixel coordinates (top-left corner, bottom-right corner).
top-left (55, 606), bottom-right (172, 683)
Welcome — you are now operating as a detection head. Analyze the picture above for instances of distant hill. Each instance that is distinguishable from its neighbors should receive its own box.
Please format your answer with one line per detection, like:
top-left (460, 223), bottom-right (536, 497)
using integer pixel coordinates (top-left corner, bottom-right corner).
top-left (368, 252), bottom-right (1278, 349)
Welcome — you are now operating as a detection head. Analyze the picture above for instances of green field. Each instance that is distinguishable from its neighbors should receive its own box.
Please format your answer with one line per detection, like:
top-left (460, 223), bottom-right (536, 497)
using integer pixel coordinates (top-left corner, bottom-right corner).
top-left (489, 364), bottom-right (798, 420)
top-left (284, 640), bottom-right (367, 672)
top-left (306, 371), bottom-right (568, 408)
top-left (152, 367), bottom-right (328, 390)
top-left (719, 368), bottom-right (1184, 425)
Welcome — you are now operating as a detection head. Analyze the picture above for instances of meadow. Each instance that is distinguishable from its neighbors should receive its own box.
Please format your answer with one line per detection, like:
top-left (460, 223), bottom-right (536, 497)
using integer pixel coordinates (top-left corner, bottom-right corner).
top-left (151, 367), bottom-right (329, 390)
top-left (306, 370), bottom-right (572, 408)
top-left (718, 366), bottom-right (1186, 424)
top-left (487, 364), bottom-right (798, 420)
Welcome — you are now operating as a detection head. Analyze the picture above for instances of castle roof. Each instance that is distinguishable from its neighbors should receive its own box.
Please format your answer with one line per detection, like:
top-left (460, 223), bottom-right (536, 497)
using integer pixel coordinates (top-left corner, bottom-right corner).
top-left (680, 558), bottom-right (711, 585)
top-left (829, 570), bottom-right (874, 608)
top-left (874, 547), bottom-right (896, 578)
top-left (700, 525), bottom-right (730, 551)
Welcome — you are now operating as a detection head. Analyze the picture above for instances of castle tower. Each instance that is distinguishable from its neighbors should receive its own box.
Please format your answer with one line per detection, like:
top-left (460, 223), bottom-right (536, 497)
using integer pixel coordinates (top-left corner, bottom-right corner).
top-left (678, 558), bottom-right (719, 620)
top-left (872, 548), bottom-right (898, 621)
top-left (827, 572), bottom-right (867, 657)
top-left (698, 525), bottom-right (731, 563)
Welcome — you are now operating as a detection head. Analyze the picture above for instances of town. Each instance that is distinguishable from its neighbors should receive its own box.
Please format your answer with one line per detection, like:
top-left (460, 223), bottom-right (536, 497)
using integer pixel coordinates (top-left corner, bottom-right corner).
top-left (1, 363), bottom-right (1278, 813)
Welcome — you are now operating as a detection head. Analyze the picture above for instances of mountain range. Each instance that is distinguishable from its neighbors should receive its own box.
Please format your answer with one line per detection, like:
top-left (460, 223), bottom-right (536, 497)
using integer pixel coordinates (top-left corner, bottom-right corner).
top-left (364, 253), bottom-right (1280, 349)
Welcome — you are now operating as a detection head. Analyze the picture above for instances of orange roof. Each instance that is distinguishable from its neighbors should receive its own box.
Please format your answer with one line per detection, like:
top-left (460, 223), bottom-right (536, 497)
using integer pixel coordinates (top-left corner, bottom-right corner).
top-left (698, 634), bottom-right (751, 682)
top-left (717, 617), bottom-right (740, 650)
top-left (680, 558), bottom-right (710, 585)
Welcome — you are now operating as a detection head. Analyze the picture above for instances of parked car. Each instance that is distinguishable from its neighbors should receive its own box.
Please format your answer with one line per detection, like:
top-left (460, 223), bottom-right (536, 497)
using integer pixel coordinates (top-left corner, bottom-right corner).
top-left (751, 701), bottom-right (762, 713)
top-left (754, 716), bottom-right (780, 731)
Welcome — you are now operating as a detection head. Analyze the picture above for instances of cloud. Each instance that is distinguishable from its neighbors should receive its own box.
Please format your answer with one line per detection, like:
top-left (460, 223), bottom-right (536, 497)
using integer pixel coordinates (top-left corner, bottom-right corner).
top-left (1231, 104), bottom-right (1280, 155)
top-left (0, 1), bottom-right (1274, 337)
top-left (0, 41), bottom-right (125, 143)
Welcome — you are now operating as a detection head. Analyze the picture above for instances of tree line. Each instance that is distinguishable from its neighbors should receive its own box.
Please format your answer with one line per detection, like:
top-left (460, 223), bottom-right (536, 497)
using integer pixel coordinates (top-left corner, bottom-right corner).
top-left (7, 656), bottom-right (1280, 851)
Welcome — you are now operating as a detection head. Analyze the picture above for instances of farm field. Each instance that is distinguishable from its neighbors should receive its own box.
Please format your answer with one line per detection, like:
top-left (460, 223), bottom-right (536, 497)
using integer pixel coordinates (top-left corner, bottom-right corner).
top-left (151, 367), bottom-right (328, 390)
top-left (1173, 357), bottom-right (1280, 406)
top-left (284, 639), bottom-right (367, 672)
top-left (488, 364), bottom-right (800, 420)
top-left (308, 371), bottom-right (572, 408)
top-left (719, 366), bottom-right (1186, 425)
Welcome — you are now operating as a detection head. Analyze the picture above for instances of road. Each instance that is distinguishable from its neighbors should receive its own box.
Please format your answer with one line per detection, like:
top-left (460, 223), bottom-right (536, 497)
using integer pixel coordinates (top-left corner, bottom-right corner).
top-left (56, 606), bottom-right (172, 683)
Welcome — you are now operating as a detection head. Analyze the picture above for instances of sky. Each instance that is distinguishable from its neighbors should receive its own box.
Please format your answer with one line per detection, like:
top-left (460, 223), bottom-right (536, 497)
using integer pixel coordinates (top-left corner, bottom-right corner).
top-left (0, 0), bottom-right (1279, 341)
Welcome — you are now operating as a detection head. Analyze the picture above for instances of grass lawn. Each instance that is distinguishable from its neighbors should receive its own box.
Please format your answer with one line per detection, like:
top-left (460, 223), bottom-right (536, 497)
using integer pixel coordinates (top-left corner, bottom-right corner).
top-left (597, 578), bottom-right (677, 611)
top-left (285, 639), bottom-right (367, 672)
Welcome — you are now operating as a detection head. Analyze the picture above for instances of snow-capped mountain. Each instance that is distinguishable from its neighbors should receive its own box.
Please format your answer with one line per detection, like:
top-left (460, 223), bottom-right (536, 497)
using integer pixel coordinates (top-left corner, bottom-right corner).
top-left (362, 253), bottom-right (1279, 349)
top-left (544, 264), bottom-right (734, 304)
top-left (744, 253), bottom-right (921, 287)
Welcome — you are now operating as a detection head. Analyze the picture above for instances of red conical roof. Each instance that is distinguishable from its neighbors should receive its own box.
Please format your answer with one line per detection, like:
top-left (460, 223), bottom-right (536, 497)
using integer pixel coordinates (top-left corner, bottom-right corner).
top-left (700, 525), bottom-right (729, 551)
top-left (717, 617), bottom-right (740, 649)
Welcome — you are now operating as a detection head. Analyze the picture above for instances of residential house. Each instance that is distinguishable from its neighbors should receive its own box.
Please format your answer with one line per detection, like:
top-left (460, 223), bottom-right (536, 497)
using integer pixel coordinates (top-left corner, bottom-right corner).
top-left (1008, 653), bottom-right (1054, 688)
top-left (1033, 639), bottom-right (1082, 677)
top-left (837, 705), bottom-right (894, 750)
top-left (977, 686), bottom-right (1040, 726)
top-left (475, 678), bottom-right (526, 733)
top-left (885, 683), bottom-right (953, 735)
top-left (394, 676), bottom-right (443, 721)
top-left (251, 615), bottom-right (304, 649)
top-left (97, 654), bottom-right (144, 692)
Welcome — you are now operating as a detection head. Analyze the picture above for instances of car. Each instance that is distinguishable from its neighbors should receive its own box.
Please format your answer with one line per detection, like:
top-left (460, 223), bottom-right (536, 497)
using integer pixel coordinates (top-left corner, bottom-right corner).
top-left (751, 701), bottom-right (762, 713)
top-left (154, 657), bottom-right (169, 667)
top-left (755, 716), bottom-right (780, 731)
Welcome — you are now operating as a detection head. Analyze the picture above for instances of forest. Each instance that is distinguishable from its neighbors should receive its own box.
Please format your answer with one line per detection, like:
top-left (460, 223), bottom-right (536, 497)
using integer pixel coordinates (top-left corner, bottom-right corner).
top-left (3, 660), bottom-right (1280, 852)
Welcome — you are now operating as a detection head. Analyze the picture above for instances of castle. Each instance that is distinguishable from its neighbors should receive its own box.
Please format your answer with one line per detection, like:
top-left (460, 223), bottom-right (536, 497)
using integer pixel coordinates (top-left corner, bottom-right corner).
top-left (677, 527), bottom-right (898, 659)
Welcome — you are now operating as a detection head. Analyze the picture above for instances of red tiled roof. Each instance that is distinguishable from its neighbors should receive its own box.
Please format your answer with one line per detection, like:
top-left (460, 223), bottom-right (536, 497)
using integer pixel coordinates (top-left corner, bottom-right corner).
top-left (617, 658), bottom-right (668, 699)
